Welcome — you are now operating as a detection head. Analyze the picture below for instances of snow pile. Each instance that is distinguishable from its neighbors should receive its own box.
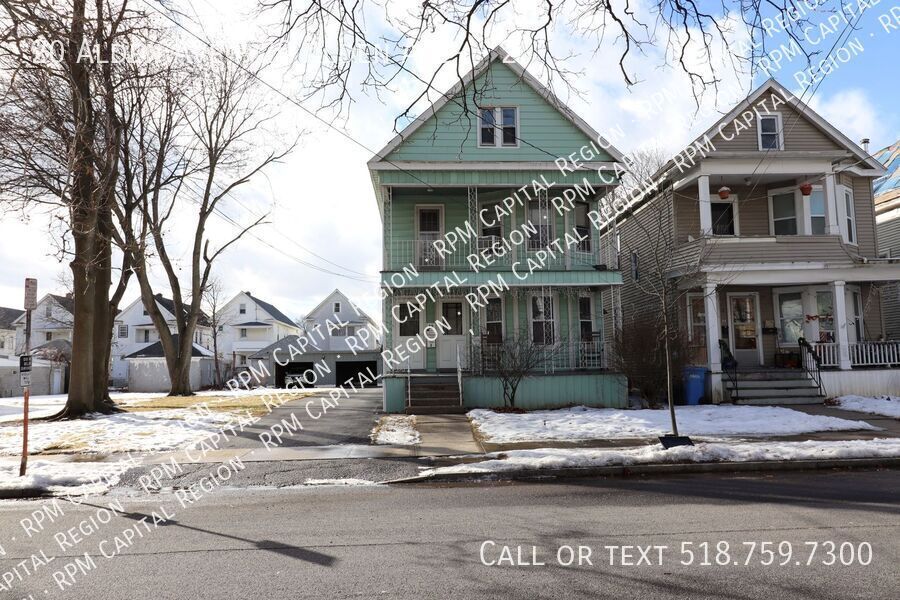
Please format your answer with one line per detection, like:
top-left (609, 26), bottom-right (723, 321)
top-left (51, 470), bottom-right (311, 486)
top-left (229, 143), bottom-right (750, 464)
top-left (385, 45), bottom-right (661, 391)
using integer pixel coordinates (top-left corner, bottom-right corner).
top-left (371, 415), bottom-right (420, 445)
top-left (0, 459), bottom-right (133, 495)
top-left (0, 409), bottom-right (238, 455)
top-left (836, 395), bottom-right (900, 419)
top-left (468, 405), bottom-right (876, 443)
top-left (422, 439), bottom-right (900, 476)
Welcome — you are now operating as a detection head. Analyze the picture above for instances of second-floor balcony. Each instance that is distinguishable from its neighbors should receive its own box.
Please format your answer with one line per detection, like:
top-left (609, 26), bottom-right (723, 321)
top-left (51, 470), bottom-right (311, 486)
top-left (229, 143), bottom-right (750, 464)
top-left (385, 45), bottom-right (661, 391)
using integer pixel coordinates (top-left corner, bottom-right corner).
top-left (386, 237), bottom-right (610, 272)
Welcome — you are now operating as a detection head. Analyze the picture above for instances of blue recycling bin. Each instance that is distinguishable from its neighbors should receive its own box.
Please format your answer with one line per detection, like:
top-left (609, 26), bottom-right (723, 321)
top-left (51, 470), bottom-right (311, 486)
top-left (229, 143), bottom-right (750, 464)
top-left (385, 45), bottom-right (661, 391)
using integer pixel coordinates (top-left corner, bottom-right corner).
top-left (682, 366), bottom-right (707, 405)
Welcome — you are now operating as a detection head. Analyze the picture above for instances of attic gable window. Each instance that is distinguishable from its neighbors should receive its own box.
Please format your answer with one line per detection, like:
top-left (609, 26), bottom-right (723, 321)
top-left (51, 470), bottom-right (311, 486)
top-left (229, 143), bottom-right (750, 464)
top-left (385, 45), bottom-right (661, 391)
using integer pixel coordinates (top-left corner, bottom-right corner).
top-left (758, 114), bottom-right (783, 150)
top-left (479, 107), bottom-right (518, 147)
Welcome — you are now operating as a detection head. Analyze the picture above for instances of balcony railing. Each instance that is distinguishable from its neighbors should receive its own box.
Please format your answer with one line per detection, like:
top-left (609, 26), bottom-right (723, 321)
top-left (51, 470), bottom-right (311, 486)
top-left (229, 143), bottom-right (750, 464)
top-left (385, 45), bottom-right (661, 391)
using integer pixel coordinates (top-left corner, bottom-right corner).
top-left (476, 340), bottom-right (609, 374)
top-left (386, 238), bottom-right (602, 271)
top-left (814, 341), bottom-right (900, 368)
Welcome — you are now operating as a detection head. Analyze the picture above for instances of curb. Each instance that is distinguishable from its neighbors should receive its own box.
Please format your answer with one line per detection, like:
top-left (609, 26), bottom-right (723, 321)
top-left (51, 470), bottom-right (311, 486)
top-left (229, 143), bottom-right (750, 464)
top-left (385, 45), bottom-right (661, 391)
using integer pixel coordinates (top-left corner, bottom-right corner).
top-left (385, 456), bottom-right (900, 484)
top-left (0, 487), bottom-right (53, 500)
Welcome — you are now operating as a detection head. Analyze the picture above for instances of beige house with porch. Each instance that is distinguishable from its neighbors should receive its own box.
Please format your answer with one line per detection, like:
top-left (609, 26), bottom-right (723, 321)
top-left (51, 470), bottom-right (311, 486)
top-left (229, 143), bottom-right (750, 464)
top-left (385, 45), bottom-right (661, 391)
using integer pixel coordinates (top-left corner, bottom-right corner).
top-left (608, 78), bottom-right (900, 403)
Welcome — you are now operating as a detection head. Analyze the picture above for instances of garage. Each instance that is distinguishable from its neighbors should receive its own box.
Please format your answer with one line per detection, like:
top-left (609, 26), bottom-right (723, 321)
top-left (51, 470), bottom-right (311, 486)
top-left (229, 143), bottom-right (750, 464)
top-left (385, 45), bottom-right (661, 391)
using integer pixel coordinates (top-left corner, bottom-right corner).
top-left (275, 361), bottom-right (316, 388)
top-left (335, 361), bottom-right (379, 388)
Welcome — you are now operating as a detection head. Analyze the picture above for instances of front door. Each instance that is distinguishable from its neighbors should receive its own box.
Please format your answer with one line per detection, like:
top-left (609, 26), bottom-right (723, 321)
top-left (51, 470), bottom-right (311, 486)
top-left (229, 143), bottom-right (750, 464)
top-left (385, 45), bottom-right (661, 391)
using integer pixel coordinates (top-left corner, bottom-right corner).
top-left (728, 294), bottom-right (762, 366)
top-left (394, 303), bottom-right (426, 370)
top-left (416, 207), bottom-right (443, 269)
top-left (437, 300), bottom-right (467, 369)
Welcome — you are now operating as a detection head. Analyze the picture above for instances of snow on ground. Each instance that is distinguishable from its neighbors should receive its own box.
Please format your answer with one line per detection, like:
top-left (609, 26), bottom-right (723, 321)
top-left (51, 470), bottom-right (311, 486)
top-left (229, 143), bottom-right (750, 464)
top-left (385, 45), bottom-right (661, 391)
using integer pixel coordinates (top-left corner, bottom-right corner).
top-left (469, 405), bottom-right (877, 443)
top-left (371, 415), bottom-right (420, 445)
top-left (0, 459), bottom-right (132, 495)
top-left (836, 395), bottom-right (900, 418)
top-left (421, 439), bottom-right (900, 476)
top-left (0, 409), bottom-right (238, 455)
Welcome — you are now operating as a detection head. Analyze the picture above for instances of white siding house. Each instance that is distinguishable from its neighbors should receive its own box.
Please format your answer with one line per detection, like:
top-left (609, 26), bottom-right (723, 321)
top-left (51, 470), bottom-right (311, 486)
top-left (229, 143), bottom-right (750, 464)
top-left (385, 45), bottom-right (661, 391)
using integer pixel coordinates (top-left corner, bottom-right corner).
top-left (111, 294), bottom-right (213, 387)
top-left (13, 294), bottom-right (74, 353)
top-left (216, 291), bottom-right (301, 371)
top-left (0, 307), bottom-right (24, 355)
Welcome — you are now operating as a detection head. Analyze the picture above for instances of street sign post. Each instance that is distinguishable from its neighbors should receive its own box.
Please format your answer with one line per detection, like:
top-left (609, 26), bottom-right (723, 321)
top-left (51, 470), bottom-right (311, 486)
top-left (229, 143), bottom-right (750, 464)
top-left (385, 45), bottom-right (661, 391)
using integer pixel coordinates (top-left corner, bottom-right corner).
top-left (20, 278), bottom-right (36, 477)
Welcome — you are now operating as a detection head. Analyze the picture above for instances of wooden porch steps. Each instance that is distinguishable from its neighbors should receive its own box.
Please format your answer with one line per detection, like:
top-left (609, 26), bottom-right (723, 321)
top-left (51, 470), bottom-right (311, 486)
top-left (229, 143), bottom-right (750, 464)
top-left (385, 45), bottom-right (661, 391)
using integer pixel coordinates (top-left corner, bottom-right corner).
top-left (405, 377), bottom-right (465, 415)
top-left (726, 369), bottom-right (826, 405)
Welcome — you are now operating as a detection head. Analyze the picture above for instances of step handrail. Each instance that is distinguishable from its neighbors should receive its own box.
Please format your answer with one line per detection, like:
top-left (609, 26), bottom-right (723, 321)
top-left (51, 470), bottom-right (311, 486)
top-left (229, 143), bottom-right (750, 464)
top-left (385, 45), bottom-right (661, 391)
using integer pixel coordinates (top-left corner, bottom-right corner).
top-left (718, 338), bottom-right (738, 401)
top-left (798, 337), bottom-right (826, 398)
top-left (456, 345), bottom-right (464, 407)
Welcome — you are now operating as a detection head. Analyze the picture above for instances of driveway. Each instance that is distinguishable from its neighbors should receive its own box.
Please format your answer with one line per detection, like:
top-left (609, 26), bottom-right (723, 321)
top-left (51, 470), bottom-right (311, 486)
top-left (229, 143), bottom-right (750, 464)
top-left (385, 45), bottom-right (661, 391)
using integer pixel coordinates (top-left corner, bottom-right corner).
top-left (220, 387), bottom-right (384, 448)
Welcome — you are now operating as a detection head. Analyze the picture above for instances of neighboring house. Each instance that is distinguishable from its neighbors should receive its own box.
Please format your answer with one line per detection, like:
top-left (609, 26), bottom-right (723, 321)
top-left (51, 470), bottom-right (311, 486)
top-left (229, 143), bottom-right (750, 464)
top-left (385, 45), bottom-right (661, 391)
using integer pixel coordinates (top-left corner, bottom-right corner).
top-left (111, 294), bottom-right (213, 387)
top-left (250, 289), bottom-right (382, 387)
top-left (368, 47), bottom-right (627, 413)
top-left (0, 356), bottom-right (65, 397)
top-left (0, 306), bottom-right (24, 355)
top-left (609, 78), bottom-right (899, 403)
top-left (216, 291), bottom-right (301, 372)
top-left (124, 335), bottom-right (215, 393)
top-left (13, 293), bottom-right (74, 353)
top-left (874, 141), bottom-right (900, 339)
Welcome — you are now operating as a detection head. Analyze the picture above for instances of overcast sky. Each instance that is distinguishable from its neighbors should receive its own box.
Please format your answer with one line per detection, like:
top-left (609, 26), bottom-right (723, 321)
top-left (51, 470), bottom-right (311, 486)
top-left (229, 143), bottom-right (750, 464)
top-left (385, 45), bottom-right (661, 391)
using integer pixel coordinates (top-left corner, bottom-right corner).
top-left (1, 0), bottom-right (896, 323)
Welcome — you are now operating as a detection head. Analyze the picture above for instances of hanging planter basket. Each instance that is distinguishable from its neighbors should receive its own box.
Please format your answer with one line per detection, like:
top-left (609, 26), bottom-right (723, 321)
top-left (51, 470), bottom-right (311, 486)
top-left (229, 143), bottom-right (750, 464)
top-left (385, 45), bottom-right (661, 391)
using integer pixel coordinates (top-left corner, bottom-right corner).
top-left (717, 186), bottom-right (731, 200)
top-left (800, 182), bottom-right (813, 196)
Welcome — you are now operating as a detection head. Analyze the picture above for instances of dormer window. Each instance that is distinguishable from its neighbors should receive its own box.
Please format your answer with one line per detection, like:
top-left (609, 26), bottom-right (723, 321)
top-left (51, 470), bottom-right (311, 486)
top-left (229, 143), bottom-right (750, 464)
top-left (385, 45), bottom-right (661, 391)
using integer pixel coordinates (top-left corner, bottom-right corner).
top-left (758, 114), bottom-right (783, 150)
top-left (479, 107), bottom-right (518, 147)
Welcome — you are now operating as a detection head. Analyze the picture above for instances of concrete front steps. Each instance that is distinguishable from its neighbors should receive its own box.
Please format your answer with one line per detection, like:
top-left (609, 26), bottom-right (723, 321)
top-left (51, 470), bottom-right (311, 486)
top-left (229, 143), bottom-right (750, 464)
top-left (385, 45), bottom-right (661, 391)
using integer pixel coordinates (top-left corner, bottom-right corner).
top-left (405, 376), bottom-right (467, 414)
top-left (725, 369), bottom-right (825, 405)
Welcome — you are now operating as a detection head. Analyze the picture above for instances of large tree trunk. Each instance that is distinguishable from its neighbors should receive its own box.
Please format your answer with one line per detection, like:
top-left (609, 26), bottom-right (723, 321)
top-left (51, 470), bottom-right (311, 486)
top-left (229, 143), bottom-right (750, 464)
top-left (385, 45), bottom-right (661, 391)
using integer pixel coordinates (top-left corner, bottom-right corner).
top-left (168, 345), bottom-right (194, 396)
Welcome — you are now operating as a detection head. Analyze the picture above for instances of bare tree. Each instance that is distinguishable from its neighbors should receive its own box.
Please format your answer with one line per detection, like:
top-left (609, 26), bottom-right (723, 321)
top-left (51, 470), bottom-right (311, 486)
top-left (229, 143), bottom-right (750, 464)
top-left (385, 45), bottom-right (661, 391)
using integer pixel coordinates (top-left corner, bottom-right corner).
top-left (123, 51), bottom-right (293, 396)
top-left (0, 1), bottom-right (151, 417)
top-left (484, 333), bottom-right (563, 409)
top-left (202, 276), bottom-right (227, 387)
top-left (259, 0), bottom-right (834, 125)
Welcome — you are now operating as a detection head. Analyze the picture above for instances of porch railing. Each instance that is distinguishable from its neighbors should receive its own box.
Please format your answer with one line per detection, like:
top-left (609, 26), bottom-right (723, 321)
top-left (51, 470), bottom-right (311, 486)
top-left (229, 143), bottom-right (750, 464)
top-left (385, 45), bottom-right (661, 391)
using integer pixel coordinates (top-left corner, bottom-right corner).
top-left (850, 341), bottom-right (900, 367)
top-left (814, 340), bottom-right (900, 368)
top-left (386, 238), bottom-right (600, 271)
top-left (476, 340), bottom-right (608, 374)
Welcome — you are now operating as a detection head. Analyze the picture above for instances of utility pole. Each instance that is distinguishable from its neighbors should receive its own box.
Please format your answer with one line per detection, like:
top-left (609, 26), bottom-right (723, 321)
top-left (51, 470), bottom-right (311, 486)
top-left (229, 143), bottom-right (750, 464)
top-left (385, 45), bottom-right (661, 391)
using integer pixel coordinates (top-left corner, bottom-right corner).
top-left (20, 277), bottom-right (37, 476)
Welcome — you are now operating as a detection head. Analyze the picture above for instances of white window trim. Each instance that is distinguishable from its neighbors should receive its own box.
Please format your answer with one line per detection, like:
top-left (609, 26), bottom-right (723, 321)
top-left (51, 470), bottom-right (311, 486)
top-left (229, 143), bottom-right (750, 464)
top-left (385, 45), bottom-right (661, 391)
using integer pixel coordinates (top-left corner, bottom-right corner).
top-left (414, 204), bottom-right (445, 239)
top-left (333, 302), bottom-right (341, 313)
top-left (685, 292), bottom-right (706, 343)
top-left (771, 285), bottom-right (862, 346)
top-left (842, 185), bottom-right (858, 246)
top-left (802, 184), bottom-right (826, 235)
top-left (527, 293), bottom-right (558, 345)
top-left (477, 106), bottom-right (520, 148)
top-left (240, 328), bottom-right (247, 338)
top-left (118, 324), bottom-right (129, 338)
top-left (710, 194), bottom-right (740, 236)
top-left (757, 112), bottom-right (784, 151)
top-left (768, 186), bottom-right (803, 236)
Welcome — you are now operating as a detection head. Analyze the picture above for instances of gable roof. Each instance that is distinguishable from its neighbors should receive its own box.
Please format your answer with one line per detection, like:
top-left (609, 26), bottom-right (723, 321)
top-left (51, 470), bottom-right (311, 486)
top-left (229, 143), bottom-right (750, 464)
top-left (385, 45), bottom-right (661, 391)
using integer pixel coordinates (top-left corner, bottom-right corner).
top-left (153, 294), bottom-right (211, 327)
top-left (124, 335), bottom-right (213, 359)
top-left (0, 306), bottom-right (24, 329)
top-left (368, 46), bottom-right (626, 165)
top-left (696, 78), bottom-right (883, 171)
top-left (303, 289), bottom-right (377, 326)
top-left (12, 293), bottom-right (74, 325)
top-left (243, 292), bottom-right (297, 327)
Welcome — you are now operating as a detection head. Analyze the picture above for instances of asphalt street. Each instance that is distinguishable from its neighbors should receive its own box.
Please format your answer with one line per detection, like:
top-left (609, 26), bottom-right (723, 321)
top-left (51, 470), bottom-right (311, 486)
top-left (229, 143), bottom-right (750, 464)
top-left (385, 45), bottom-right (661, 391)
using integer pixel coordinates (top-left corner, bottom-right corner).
top-left (1, 469), bottom-right (897, 599)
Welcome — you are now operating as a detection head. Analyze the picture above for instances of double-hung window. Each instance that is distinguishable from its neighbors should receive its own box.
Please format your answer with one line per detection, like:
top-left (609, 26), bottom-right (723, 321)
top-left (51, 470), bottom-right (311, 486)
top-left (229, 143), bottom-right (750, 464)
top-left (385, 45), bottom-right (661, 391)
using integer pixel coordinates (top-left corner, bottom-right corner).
top-left (844, 187), bottom-right (857, 244)
top-left (118, 325), bottom-right (128, 338)
top-left (758, 114), bottom-right (783, 150)
top-left (771, 192), bottom-right (797, 235)
top-left (531, 295), bottom-right (555, 345)
top-left (479, 107), bottom-right (517, 147)
top-left (809, 189), bottom-right (826, 235)
top-left (485, 298), bottom-right (503, 343)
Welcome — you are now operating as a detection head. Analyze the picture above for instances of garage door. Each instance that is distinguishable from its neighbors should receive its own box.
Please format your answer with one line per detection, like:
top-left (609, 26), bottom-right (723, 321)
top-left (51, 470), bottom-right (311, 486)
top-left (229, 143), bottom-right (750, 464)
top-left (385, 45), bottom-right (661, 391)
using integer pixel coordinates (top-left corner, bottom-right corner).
top-left (276, 362), bottom-right (316, 388)
top-left (334, 361), bottom-right (378, 387)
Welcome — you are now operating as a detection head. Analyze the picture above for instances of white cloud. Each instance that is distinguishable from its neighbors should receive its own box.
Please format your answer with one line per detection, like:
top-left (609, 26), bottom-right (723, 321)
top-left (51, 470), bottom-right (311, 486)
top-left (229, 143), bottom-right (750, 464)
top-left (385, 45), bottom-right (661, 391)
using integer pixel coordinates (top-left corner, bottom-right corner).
top-left (808, 89), bottom-right (882, 149)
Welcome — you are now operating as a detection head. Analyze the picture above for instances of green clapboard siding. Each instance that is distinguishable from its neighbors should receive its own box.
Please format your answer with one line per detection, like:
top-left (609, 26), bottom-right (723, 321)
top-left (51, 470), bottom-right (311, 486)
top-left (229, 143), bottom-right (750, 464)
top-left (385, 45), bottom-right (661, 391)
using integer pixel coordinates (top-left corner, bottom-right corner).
top-left (385, 60), bottom-right (610, 163)
top-left (378, 169), bottom-right (617, 187)
top-left (383, 378), bottom-right (406, 413)
top-left (462, 373), bottom-right (627, 410)
top-left (381, 270), bottom-right (623, 287)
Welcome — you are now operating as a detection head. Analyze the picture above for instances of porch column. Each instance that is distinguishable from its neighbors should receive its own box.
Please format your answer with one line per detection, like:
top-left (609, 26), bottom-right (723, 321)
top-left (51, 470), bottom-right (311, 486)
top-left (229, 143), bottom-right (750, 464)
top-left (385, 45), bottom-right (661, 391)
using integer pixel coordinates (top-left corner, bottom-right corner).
top-left (703, 282), bottom-right (723, 403)
top-left (801, 288), bottom-right (818, 342)
top-left (831, 280), bottom-right (852, 370)
top-left (823, 173), bottom-right (841, 236)
top-left (698, 175), bottom-right (712, 236)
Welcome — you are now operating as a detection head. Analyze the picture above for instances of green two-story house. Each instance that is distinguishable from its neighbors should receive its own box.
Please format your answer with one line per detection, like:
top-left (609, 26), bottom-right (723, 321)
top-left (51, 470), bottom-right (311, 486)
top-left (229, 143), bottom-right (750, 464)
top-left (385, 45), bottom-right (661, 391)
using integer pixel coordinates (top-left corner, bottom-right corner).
top-left (368, 48), bottom-right (628, 413)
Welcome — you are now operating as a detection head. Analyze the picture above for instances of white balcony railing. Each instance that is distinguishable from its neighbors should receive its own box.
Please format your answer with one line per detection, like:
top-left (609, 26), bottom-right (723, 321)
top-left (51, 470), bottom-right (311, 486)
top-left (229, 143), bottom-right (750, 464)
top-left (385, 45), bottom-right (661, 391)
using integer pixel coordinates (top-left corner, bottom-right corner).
top-left (814, 342), bottom-right (838, 367)
top-left (386, 238), bottom-right (600, 271)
